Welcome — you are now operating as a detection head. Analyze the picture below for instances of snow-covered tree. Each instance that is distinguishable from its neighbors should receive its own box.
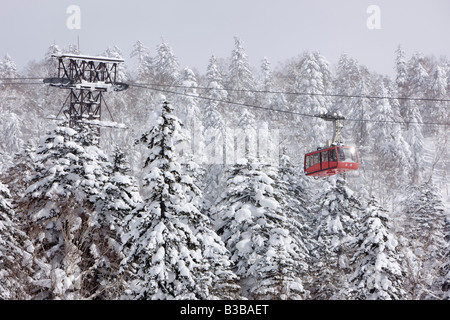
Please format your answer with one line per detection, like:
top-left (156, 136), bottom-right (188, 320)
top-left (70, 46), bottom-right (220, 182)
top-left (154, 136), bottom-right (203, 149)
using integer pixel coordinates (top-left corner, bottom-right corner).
top-left (122, 101), bottom-right (240, 300)
top-left (236, 108), bottom-right (257, 161)
top-left (369, 78), bottom-right (412, 197)
top-left (20, 123), bottom-right (120, 299)
top-left (214, 157), bottom-right (309, 299)
top-left (65, 43), bottom-right (80, 55)
top-left (227, 37), bottom-right (255, 106)
top-left (94, 145), bottom-right (143, 298)
top-left (130, 40), bottom-right (149, 68)
top-left (334, 54), bottom-right (370, 145)
top-left (203, 55), bottom-right (227, 130)
top-left (0, 182), bottom-right (35, 299)
top-left (309, 177), bottom-right (362, 299)
top-left (45, 43), bottom-right (62, 61)
top-left (404, 111), bottom-right (425, 184)
top-left (151, 39), bottom-right (180, 86)
top-left (400, 181), bottom-right (447, 299)
top-left (395, 45), bottom-right (408, 94)
top-left (173, 67), bottom-right (202, 161)
top-left (402, 55), bottom-right (426, 183)
top-left (200, 56), bottom-right (228, 205)
top-left (0, 112), bottom-right (23, 155)
top-left (259, 57), bottom-right (273, 92)
top-left (0, 143), bottom-right (37, 203)
top-left (256, 57), bottom-right (288, 125)
top-left (425, 64), bottom-right (448, 135)
top-left (102, 145), bottom-right (143, 222)
top-left (293, 52), bottom-right (333, 150)
top-left (103, 45), bottom-right (127, 82)
top-left (202, 55), bottom-right (227, 166)
top-left (349, 196), bottom-right (406, 300)
top-left (1, 54), bottom-right (19, 79)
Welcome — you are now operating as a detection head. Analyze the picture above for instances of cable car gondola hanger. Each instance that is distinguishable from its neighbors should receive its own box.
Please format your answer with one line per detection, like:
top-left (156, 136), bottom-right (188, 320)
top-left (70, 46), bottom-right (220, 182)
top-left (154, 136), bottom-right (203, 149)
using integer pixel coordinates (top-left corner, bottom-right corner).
top-left (304, 111), bottom-right (359, 178)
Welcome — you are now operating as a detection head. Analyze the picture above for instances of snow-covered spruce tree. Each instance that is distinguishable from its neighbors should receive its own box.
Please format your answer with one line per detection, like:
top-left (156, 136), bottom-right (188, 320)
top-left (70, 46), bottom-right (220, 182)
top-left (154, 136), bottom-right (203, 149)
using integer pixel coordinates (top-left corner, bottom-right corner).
top-left (100, 145), bottom-right (143, 226)
top-left (20, 122), bottom-right (122, 299)
top-left (369, 78), bottom-right (412, 198)
top-left (334, 53), bottom-right (373, 155)
top-left (0, 182), bottom-right (35, 299)
top-left (214, 157), bottom-right (309, 299)
top-left (203, 55), bottom-right (227, 130)
top-left (236, 108), bottom-right (257, 162)
top-left (278, 155), bottom-right (312, 250)
top-left (130, 40), bottom-right (150, 73)
top-left (0, 112), bottom-right (23, 155)
top-left (402, 53), bottom-right (427, 183)
top-left (227, 37), bottom-right (255, 108)
top-left (349, 196), bottom-right (406, 300)
top-left (277, 155), bottom-right (313, 292)
top-left (309, 176), bottom-right (362, 300)
top-left (94, 145), bottom-right (143, 298)
top-left (152, 39), bottom-right (180, 86)
top-left (258, 57), bottom-right (290, 124)
top-left (399, 180), bottom-right (446, 299)
top-left (293, 51), bottom-right (332, 151)
top-left (403, 52), bottom-right (429, 121)
top-left (0, 54), bottom-right (24, 160)
top-left (201, 55), bottom-right (228, 205)
top-left (0, 143), bottom-right (38, 204)
top-left (256, 57), bottom-right (273, 120)
top-left (403, 104), bottom-right (425, 184)
top-left (122, 101), bottom-right (240, 300)
top-left (425, 64), bottom-right (448, 136)
top-left (1, 53), bottom-right (19, 79)
top-left (395, 45), bottom-right (408, 98)
top-left (173, 67), bottom-right (203, 160)
top-left (259, 57), bottom-right (273, 93)
top-left (174, 67), bottom-right (200, 125)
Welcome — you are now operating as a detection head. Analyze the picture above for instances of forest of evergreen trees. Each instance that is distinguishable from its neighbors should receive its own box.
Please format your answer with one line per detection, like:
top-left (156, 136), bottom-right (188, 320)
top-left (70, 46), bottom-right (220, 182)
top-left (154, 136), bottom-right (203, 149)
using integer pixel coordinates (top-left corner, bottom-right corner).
top-left (0, 37), bottom-right (449, 300)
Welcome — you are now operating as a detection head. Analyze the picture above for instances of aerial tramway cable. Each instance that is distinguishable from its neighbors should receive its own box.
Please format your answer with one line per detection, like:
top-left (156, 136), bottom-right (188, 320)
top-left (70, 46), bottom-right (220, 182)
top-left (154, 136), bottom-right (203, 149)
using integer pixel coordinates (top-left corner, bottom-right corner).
top-left (1, 77), bottom-right (449, 126)
top-left (127, 82), bottom-right (450, 127)
top-left (129, 81), bottom-right (450, 105)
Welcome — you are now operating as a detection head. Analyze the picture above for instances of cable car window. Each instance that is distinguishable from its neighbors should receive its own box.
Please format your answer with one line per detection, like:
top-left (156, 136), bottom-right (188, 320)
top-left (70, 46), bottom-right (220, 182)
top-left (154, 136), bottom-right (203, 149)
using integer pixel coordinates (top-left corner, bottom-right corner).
top-left (305, 155), bottom-right (311, 169)
top-left (330, 148), bottom-right (337, 162)
top-left (337, 148), bottom-right (345, 162)
top-left (341, 148), bottom-right (357, 163)
top-left (305, 154), bottom-right (314, 169)
top-left (321, 151), bottom-right (328, 162)
top-left (313, 153), bottom-right (320, 166)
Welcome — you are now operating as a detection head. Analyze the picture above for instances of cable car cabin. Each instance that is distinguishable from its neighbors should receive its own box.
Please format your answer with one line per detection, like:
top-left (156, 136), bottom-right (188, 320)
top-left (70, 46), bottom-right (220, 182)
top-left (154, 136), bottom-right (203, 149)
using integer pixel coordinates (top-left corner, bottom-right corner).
top-left (304, 145), bottom-right (359, 177)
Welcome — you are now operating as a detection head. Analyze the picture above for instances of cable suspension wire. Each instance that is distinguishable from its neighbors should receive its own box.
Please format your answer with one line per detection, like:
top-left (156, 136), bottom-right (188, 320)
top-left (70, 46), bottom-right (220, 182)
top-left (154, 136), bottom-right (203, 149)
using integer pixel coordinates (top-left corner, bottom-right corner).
top-left (1, 77), bottom-right (450, 105)
top-left (128, 83), bottom-right (450, 127)
top-left (129, 82), bottom-right (317, 119)
top-left (130, 81), bottom-right (450, 105)
top-left (1, 78), bottom-right (449, 126)
top-left (0, 77), bottom-right (46, 86)
top-left (0, 82), bottom-right (45, 85)
top-left (0, 77), bottom-right (45, 80)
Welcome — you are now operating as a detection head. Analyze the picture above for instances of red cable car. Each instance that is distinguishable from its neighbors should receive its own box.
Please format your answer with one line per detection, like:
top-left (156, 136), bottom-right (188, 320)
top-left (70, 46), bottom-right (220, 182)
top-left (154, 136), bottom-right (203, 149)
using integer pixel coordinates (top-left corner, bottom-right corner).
top-left (304, 145), bottom-right (359, 177)
top-left (304, 111), bottom-right (359, 177)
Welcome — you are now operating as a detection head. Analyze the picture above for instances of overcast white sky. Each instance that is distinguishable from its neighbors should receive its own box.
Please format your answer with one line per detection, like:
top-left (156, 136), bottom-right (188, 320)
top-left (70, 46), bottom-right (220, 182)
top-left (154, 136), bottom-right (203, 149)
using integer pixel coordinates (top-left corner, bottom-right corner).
top-left (1, 0), bottom-right (450, 77)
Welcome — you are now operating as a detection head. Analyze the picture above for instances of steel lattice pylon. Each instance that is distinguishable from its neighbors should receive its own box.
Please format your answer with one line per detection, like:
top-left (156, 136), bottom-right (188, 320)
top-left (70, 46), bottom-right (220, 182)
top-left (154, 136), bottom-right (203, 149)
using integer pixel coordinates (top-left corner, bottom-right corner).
top-left (44, 54), bottom-right (128, 127)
